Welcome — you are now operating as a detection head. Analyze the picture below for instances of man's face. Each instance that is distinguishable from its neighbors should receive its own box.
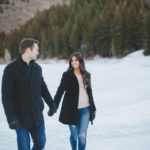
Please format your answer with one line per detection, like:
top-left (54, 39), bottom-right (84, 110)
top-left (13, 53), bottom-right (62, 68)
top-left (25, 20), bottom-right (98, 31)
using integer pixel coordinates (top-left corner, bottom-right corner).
top-left (29, 43), bottom-right (39, 60)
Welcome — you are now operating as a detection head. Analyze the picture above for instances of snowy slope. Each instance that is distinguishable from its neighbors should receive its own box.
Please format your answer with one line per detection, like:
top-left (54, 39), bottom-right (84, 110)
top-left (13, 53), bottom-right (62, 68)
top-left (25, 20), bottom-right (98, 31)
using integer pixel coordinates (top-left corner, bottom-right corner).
top-left (0, 50), bottom-right (150, 150)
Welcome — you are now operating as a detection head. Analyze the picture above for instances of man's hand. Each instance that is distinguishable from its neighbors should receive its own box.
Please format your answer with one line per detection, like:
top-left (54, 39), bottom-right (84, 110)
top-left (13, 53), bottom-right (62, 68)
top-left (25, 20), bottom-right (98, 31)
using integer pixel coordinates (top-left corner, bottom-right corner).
top-left (48, 102), bottom-right (57, 116)
top-left (9, 120), bottom-right (22, 129)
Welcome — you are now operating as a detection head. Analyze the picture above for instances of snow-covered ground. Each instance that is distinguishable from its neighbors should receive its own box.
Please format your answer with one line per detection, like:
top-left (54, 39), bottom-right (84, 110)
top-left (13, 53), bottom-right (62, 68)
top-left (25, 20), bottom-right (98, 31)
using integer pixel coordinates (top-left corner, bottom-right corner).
top-left (0, 50), bottom-right (150, 150)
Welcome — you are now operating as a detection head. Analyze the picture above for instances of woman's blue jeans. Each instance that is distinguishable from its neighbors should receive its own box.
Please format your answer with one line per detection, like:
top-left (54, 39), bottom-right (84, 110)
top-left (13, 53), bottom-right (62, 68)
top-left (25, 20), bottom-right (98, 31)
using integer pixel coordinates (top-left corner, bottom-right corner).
top-left (15, 123), bottom-right (46, 150)
top-left (69, 107), bottom-right (90, 150)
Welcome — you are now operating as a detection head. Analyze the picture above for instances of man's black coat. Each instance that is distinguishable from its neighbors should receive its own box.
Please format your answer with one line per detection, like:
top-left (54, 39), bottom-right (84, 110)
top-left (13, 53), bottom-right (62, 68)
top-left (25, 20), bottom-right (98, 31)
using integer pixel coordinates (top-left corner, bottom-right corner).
top-left (54, 70), bottom-right (96, 125)
top-left (2, 56), bottom-right (54, 129)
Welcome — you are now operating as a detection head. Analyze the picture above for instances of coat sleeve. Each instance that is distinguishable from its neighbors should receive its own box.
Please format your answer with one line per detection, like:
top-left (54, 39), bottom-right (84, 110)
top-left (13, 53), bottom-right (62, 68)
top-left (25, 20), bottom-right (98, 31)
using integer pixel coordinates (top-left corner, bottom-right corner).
top-left (41, 77), bottom-right (54, 108)
top-left (54, 72), bottom-right (67, 108)
top-left (2, 67), bottom-right (18, 124)
top-left (40, 66), bottom-right (54, 107)
top-left (88, 74), bottom-right (96, 112)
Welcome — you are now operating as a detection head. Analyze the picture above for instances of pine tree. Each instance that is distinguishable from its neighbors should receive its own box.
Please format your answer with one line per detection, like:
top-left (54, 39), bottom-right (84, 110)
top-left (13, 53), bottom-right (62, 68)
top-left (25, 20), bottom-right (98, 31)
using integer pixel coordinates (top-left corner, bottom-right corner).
top-left (79, 1), bottom-right (98, 57)
top-left (144, 10), bottom-right (150, 55)
top-left (0, 32), bottom-right (5, 57)
top-left (126, 2), bottom-right (144, 52)
top-left (111, 5), bottom-right (127, 57)
top-left (97, 2), bottom-right (115, 57)
top-left (62, 19), bottom-right (73, 58)
top-left (70, 15), bottom-right (82, 51)
top-left (40, 29), bottom-right (47, 58)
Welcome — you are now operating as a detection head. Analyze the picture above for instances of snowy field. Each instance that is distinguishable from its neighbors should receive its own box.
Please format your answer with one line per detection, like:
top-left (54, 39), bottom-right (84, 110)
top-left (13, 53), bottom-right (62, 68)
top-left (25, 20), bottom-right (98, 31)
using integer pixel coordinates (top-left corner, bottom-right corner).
top-left (0, 50), bottom-right (150, 150)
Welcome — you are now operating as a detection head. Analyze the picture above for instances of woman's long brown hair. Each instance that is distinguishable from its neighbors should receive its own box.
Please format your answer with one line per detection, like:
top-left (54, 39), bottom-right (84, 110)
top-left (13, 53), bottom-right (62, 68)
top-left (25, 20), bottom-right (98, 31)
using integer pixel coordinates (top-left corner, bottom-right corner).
top-left (68, 52), bottom-right (91, 88)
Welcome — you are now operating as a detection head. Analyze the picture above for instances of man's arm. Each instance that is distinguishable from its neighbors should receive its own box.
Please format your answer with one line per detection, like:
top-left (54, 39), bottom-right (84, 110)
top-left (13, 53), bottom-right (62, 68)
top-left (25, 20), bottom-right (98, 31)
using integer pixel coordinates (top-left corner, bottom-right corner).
top-left (41, 77), bottom-right (57, 116)
top-left (2, 67), bottom-right (21, 129)
top-left (41, 77), bottom-right (54, 107)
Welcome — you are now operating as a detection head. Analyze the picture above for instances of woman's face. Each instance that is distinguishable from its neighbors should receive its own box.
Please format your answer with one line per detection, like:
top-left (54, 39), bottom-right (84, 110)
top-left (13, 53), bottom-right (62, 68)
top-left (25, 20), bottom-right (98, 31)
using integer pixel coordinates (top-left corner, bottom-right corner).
top-left (71, 56), bottom-right (80, 69)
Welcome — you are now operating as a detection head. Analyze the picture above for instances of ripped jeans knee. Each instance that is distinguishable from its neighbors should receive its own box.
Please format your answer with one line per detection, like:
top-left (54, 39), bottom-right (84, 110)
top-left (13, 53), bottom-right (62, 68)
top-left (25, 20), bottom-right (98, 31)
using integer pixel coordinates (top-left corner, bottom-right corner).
top-left (78, 132), bottom-right (86, 149)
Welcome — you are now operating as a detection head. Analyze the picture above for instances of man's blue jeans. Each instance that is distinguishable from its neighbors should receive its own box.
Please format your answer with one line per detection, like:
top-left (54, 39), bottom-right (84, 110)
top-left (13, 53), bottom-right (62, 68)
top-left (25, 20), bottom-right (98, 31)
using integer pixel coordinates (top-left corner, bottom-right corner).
top-left (69, 107), bottom-right (90, 150)
top-left (15, 123), bottom-right (46, 150)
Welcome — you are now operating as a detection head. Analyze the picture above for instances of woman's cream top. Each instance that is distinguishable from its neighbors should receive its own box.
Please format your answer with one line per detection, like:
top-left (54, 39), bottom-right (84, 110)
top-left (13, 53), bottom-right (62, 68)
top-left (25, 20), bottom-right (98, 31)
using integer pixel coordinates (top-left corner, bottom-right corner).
top-left (75, 74), bottom-right (90, 109)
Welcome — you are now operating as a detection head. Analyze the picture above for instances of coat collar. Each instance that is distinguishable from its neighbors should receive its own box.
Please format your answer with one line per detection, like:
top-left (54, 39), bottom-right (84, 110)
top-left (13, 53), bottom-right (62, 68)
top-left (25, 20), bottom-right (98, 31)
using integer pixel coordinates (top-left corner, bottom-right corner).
top-left (67, 69), bottom-right (79, 82)
top-left (67, 69), bottom-right (75, 77)
top-left (15, 55), bottom-right (39, 79)
top-left (16, 55), bottom-right (39, 70)
top-left (16, 55), bottom-right (35, 66)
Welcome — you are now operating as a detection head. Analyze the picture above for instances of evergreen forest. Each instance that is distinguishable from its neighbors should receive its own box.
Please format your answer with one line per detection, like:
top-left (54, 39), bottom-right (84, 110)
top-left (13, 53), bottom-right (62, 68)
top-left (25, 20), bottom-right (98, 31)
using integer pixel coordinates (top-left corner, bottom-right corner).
top-left (0, 0), bottom-right (150, 59)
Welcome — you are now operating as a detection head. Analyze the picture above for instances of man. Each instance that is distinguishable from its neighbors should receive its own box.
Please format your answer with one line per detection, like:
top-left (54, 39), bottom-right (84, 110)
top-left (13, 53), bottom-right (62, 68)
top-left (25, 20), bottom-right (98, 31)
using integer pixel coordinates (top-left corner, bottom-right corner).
top-left (2, 38), bottom-right (56, 150)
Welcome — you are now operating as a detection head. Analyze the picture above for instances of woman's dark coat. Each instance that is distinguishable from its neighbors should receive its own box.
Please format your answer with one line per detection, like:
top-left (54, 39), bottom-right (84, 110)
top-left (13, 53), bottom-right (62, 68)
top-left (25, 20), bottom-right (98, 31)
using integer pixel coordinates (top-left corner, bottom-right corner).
top-left (54, 70), bottom-right (96, 125)
top-left (2, 56), bottom-right (54, 129)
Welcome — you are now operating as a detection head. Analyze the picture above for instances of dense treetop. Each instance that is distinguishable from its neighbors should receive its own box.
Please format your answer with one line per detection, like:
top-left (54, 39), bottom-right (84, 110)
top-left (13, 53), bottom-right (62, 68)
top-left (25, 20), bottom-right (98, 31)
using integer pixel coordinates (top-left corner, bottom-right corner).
top-left (0, 0), bottom-right (150, 59)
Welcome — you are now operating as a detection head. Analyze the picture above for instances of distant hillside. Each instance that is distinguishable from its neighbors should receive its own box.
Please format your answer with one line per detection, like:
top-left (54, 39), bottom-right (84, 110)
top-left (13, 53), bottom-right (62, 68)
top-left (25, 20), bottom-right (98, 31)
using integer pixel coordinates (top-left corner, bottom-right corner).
top-left (0, 0), bottom-right (69, 32)
top-left (0, 0), bottom-right (150, 61)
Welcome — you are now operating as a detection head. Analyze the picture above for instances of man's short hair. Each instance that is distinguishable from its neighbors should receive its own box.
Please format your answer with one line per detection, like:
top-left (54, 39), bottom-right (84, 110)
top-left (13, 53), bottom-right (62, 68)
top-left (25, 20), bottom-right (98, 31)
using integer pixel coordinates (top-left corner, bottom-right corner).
top-left (19, 38), bottom-right (39, 54)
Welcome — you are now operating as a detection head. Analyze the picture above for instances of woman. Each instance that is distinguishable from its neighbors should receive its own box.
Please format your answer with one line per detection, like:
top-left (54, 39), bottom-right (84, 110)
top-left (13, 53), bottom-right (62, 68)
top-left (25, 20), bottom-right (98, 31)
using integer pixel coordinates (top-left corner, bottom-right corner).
top-left (54, 52), bottom-right (96, 150)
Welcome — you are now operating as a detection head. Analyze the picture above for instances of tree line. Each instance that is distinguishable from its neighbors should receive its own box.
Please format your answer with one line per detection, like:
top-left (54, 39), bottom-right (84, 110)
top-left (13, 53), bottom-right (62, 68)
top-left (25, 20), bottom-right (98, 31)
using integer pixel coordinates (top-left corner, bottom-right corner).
top-left (0, 0), bottom-right (150, 60)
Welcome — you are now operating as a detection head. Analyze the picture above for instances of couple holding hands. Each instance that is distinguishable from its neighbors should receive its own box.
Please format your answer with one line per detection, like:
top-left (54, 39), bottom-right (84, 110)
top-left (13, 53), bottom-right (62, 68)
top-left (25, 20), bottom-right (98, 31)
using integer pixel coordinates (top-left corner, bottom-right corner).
top-left (2, 38), bottom-right (96, 150)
